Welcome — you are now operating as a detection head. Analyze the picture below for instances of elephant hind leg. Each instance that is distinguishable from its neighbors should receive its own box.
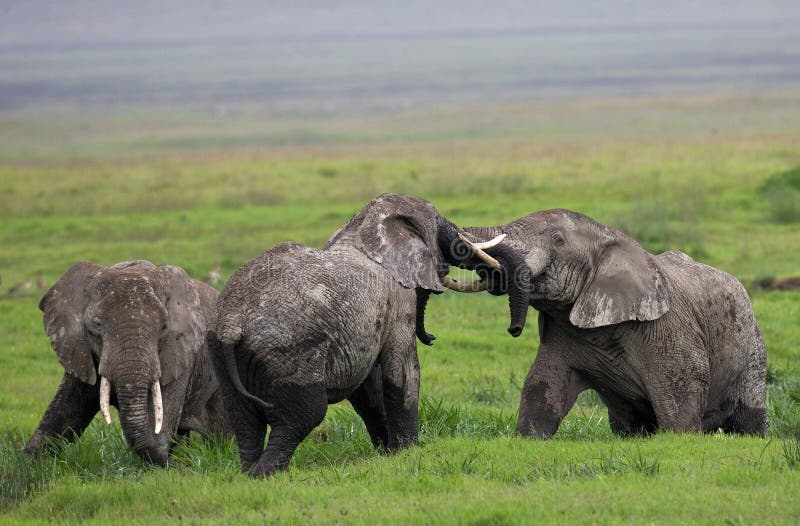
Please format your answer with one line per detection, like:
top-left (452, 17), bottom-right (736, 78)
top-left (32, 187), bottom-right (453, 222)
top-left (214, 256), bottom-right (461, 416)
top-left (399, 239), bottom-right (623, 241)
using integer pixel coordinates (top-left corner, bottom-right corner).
top-left (721, 404), bottom-right (768, 436)
top-left (723, 330), bottom-right (768, 436)
top-left (249, 382), bottom-right (327, 478)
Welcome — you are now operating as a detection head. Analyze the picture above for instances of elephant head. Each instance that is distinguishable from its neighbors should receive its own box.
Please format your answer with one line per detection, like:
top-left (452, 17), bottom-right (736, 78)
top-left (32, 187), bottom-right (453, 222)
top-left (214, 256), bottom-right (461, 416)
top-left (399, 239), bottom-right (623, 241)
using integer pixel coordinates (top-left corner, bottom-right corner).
top-left (324, 193), bottom-right (532, 342)
top-left (466, 209), bottom-right (669, 330)
top-left (39, 260), bottom-right (205, 465)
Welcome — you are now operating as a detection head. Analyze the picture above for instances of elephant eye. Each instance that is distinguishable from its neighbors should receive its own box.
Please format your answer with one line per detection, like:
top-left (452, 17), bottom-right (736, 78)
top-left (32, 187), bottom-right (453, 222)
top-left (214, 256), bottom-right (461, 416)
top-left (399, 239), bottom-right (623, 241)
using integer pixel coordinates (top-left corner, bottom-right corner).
top-left (552, 231), bottom-right (566, 247)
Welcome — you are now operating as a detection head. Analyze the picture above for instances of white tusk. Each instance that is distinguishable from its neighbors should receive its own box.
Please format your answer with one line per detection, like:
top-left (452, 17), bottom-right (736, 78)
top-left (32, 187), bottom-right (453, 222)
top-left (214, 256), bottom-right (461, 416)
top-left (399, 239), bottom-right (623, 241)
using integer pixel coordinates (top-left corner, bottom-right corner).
top-left (440, 275), bottom-right (487, 293)
top-left (466, 233), bottom-right (506, 250)
top-left (152, 381), bottom-right (163, 435)
top-left (458, 233), bottom-right (502, 270)
top-left (100, 376), bottom-right (112, 425)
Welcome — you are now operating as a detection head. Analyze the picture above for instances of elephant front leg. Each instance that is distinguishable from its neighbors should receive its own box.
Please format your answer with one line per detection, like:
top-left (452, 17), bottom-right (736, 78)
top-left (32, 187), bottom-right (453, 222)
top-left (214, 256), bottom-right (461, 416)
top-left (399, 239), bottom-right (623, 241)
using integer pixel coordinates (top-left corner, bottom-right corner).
top-left (379, 338), bottom-right (420, 450)
top-left (348, 365), bottom-right (389, 449)
top-left (517, 346), bottom-right (586, 439)
top-left (25, 373), bottom-right (99, 454)
top-left (647, 383), bottom-right (705, 432)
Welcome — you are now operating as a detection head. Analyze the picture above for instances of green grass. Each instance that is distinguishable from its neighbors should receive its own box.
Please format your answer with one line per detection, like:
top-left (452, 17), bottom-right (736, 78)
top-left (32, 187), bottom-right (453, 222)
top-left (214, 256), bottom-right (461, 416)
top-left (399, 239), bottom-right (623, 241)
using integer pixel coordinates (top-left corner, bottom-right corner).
top-left (1, 95), bottom-right (800, 524)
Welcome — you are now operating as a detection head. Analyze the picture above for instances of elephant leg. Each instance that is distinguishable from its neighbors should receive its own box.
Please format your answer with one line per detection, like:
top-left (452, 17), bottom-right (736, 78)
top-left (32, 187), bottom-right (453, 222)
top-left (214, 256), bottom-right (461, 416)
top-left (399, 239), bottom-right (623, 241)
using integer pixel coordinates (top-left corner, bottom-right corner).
top-left (249, 382), bottom-right (328, 478)
top-left (643, 343), bottom-right (708, 433)
top-left (721, 333), bottom-right (768, 436)
top-left (517, 345), bottom-right (587, 439)
top-left (207, 337), bottom-right (268, 471)
top-left (598, 391), bottom-right (658, 437)
top-left (348, 365), bottom-right (389, 449)
top-left (721, 403), bottom-right (768, 436)
top-left (379, 336), bottom-right (420, 450)
top-left (719, 371), bottom-right (767, 436)
top-left (25, 373), bottom-right (99, 454)
top-left (646, 380), bottom-right (705, 432)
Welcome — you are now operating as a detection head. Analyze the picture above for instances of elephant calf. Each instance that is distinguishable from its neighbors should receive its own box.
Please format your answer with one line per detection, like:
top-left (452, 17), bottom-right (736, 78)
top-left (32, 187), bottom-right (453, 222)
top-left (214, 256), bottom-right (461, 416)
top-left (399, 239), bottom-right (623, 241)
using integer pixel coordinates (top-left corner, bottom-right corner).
top-left (209, 193), bottom-right (527, 477)
top-left (468, 209), bottom-right (768, 438)
top-left (25, 260), bottom-right (229, 465)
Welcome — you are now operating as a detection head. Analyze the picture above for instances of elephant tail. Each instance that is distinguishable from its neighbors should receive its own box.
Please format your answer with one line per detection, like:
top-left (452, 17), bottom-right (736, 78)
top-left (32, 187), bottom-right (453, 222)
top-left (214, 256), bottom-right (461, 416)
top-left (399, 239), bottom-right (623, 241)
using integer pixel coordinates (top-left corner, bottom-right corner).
top-left (221, 341), bottom-right (275, 415)
top-left (213, 311), bottom-right (274, 414)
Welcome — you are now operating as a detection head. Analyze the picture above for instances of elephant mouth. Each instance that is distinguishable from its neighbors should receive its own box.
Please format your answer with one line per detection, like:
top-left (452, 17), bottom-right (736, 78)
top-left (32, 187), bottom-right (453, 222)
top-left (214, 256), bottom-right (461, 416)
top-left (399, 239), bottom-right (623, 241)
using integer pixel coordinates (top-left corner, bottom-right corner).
top-left (99, 376), bottom-right (164, 434)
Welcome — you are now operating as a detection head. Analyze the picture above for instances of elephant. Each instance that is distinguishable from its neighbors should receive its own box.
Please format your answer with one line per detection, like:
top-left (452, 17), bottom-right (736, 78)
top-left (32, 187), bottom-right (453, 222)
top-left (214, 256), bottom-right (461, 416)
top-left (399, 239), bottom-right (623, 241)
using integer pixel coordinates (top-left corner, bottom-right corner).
top-left (208, 193), bottom-right (530, 477)
top-left (24, 260), bottom-right (230, 465)
top-left (466, 209), bottom-right (767, 438)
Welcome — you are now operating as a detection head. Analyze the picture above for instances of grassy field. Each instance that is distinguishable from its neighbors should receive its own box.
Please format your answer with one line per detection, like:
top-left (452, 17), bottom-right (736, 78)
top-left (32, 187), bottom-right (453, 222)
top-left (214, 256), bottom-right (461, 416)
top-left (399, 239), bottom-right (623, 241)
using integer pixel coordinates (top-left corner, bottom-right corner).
top-left (1, 94), bottom-right (800, 524)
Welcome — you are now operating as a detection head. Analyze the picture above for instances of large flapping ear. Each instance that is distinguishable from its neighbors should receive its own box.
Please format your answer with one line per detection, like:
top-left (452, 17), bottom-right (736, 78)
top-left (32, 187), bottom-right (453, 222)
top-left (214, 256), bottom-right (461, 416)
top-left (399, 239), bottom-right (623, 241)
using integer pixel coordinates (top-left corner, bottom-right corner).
top-left (40, 261), bottom-right (104, 384)
top-left (569, 237), bottom-right (669, 329)
top-left (344, 194), bottom-right (445, 292)
top-left (157, 265), bottom-right (204, 385)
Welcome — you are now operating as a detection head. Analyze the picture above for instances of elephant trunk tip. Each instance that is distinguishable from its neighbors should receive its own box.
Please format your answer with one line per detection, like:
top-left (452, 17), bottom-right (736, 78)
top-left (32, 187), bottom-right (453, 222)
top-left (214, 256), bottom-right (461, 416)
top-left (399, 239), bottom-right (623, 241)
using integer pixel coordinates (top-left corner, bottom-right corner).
top-left (508, 325), bottom-right (524, 338)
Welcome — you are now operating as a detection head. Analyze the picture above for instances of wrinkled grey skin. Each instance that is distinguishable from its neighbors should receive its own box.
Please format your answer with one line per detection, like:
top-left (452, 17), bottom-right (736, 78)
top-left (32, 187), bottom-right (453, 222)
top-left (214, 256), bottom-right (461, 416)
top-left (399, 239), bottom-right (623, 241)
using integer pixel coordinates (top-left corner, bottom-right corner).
top-left (468, 209), bottom-right (767, 438)
top-left (25, 260), bottom-right (229, 465)
top-left (209, 193), bottom-right (512, 477)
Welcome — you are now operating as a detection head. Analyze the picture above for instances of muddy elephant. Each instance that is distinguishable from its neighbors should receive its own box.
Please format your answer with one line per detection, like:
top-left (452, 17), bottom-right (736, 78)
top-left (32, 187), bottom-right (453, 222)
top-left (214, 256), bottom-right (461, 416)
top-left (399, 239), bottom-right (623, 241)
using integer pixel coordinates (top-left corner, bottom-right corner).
top-left (209, 193), bottom-right (530, 477)
top-left (466, 209), bottom-right (767, 438)
top-left (25, 260), bottom-right (229, 465)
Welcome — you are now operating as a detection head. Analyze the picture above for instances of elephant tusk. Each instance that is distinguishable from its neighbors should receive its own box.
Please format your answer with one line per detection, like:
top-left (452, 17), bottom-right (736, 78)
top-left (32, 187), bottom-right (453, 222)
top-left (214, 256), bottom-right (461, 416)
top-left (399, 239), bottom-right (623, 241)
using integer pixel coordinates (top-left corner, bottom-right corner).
top-left (152, 381), bottom-right (163, 435)
top-left (465, 233), bottom-right (506, 250)
top-left (100, 376), bottom-right (112, 425)
top-left (440, 275), bottom-right (487, 293)
top-left (458, 233), bottom-right (502, 270)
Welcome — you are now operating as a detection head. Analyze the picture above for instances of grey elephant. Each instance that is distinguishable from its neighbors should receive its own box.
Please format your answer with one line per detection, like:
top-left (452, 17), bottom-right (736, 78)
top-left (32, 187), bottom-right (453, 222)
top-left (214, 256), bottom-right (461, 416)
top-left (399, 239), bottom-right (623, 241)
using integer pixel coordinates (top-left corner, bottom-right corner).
top-left (208, 193), bottom-right (527, 477)
top-left (466, 209), bottom-right (767, 438)
top-left (25, 260), bottom-right (229, 465)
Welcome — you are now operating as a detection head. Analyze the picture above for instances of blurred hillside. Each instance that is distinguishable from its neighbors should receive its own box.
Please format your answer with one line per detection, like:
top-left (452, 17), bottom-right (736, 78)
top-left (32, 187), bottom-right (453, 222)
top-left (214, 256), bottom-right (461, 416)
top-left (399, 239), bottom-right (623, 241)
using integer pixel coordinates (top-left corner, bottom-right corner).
top-left (1, 1), bottom-right (799, 117)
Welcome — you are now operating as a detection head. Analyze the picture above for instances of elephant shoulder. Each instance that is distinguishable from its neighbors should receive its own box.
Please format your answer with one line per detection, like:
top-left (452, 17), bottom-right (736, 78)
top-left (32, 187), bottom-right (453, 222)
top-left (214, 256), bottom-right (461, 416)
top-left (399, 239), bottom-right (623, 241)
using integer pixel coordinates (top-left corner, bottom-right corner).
top-left (656, 250), bottom-right (748, 303)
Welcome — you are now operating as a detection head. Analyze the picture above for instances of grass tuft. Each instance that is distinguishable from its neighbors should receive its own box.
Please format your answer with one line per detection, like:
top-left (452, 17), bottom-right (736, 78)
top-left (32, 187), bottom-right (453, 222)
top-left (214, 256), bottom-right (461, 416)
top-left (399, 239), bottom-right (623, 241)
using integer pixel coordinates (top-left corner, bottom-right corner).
top-left (760, 165), bottom-right (800, 223)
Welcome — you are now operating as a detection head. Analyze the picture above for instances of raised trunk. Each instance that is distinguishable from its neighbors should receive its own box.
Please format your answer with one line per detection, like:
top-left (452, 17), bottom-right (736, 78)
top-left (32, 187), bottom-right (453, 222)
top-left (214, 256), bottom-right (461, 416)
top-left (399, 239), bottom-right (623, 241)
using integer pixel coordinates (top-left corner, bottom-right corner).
top-left (115, 377), bottom-right (168, 466)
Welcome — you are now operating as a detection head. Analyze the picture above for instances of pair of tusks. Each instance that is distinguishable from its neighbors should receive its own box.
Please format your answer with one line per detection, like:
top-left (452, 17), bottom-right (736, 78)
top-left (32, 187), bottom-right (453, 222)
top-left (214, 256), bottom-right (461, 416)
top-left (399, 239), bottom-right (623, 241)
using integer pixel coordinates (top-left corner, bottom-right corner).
top-left (99, 376), bottom-right (163, 435)
top-left (440, 233), bottom-right (506, 292)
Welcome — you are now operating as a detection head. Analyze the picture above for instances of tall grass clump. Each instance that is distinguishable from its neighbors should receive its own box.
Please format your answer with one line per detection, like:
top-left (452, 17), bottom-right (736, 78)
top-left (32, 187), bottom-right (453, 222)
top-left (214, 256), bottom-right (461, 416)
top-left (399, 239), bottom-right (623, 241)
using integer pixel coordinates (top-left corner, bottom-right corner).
top-left (765, 365), bottom-right (800, 438)
top-left (418, 398), bottom-right (516, 441)
top-left (1, 425), bottom-right (147, 510)
top-left (760, 165), bottom-right (800, 223)
top-left (612, 176), bottom-right (709, 259)
top-left (1, 429), bottom-right (50, 509)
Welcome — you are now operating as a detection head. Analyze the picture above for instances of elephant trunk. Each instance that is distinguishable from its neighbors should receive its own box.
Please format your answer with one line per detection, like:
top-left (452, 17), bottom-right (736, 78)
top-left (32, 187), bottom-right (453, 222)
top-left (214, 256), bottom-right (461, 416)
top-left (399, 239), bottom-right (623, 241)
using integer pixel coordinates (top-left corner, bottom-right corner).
top-left (490, 244), bottom-right (531, 337)
top-left (115, 375), bottom-right (168, 466)
top-left (415, 288), bottom-right (436, 346)
top-left (443, 223), bottom-right (531, 337)
top-left (98, 331), bottom-right (167, 466)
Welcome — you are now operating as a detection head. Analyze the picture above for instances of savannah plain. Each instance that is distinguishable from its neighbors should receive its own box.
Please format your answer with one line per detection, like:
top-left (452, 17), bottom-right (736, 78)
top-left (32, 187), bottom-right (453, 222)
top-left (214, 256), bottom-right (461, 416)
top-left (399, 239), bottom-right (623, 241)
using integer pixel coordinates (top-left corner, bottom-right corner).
top-left (1, 15), bottom-right (799, 524)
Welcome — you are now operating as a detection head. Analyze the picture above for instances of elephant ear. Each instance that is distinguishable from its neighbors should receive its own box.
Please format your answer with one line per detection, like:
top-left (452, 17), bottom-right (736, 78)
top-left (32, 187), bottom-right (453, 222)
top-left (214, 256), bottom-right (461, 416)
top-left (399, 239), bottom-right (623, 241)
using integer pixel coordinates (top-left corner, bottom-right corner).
top-left (569, 237), bottom-right (669, 329)
top-left (39, 261), bottom-right (104, 385)
top-left (157, 265), bottom-right (204, 385)
top-left (342, 193), bottom-right (445, 292)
